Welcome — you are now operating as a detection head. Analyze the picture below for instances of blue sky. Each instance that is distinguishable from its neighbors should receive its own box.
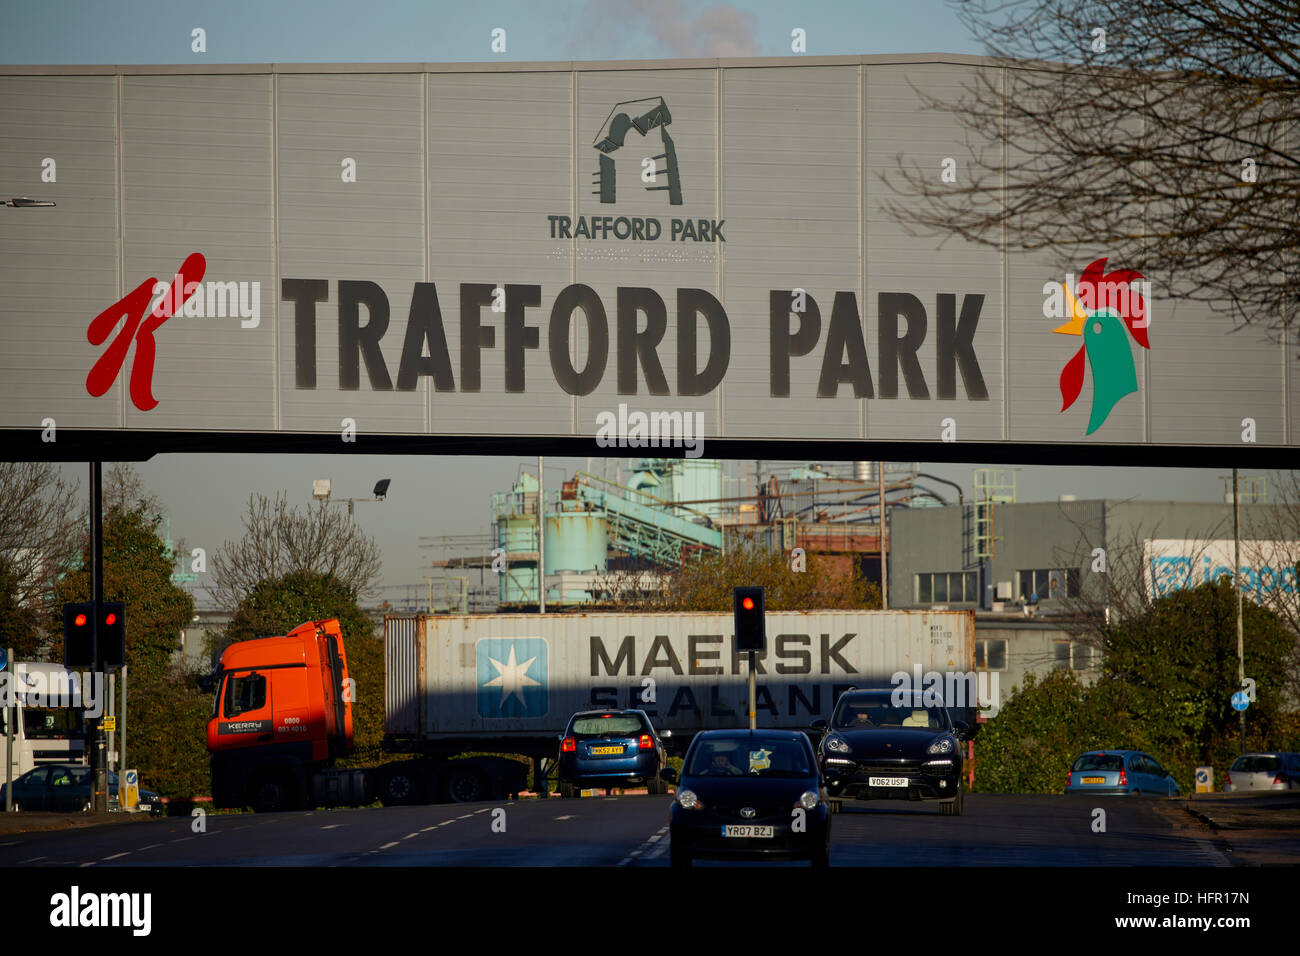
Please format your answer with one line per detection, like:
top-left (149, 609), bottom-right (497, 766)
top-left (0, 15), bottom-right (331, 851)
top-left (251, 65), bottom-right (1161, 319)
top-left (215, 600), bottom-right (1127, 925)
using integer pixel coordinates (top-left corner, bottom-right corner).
top-left (1, 0), bottom-right (983, 64)
top-left (7, 0), bottom-right (1251, 606)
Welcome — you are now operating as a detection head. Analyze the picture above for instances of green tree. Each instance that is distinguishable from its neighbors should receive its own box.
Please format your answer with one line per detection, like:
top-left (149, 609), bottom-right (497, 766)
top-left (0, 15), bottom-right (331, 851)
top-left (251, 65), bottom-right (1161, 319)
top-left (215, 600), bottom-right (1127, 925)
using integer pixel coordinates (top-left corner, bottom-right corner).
top-left (52, 505), bottom-right (194, 689)
top-left (1100, 579), bottom-right (1295, 789)
top-left (51, 478), bottom-right (200, 800)
top-left (594, 538), bottom-right (882, 612)
top-left (221, 570), bottom-right (383, 767)
top-left (975, 580), bottom-right (1297, 793)
top-left (973, 670), bottom-right (1143, 793)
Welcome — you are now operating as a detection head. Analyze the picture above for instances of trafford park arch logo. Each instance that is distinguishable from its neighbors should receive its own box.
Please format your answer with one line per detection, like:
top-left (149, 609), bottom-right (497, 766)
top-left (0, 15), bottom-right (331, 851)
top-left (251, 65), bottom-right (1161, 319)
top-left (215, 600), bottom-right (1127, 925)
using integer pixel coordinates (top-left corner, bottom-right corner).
top-left (592, 96), bottom-right (682, 206)
top-left (1044, 257), bottom-right (1152, 434)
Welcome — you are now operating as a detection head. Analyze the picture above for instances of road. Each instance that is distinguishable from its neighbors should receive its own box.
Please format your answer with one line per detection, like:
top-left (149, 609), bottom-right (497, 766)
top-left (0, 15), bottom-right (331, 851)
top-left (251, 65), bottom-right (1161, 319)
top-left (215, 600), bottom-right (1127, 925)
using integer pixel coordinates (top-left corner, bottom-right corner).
top-left (1, 793), bottom-right (1272, 867)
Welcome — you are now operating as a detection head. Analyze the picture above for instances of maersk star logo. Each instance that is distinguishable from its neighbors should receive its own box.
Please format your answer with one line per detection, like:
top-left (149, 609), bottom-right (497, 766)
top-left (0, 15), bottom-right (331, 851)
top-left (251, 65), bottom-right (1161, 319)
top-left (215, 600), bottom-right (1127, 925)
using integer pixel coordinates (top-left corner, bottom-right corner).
top-left (476, 638), bottom-right (548, 719)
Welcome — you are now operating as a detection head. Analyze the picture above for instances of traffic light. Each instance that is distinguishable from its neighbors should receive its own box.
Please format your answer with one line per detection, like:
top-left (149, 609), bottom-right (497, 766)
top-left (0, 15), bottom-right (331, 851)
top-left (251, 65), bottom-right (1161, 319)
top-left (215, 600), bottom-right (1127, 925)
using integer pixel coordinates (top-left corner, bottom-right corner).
top-left (734, 586), bottom-right (766, 653)
top-left (100, 602), bottom-right (125, 667)
top-left (62, 601), bottom-right (126, 667)
top-left (63, 602), bottom-right (94, 667)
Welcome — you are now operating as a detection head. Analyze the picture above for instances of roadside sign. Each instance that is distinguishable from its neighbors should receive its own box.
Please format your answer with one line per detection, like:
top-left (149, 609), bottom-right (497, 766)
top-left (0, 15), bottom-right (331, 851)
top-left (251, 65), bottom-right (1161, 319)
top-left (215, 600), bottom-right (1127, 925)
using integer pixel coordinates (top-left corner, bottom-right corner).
top-left (102, 715), bottom-right (117, 732)
top-left (1195, 767), bottom-right (1213, 793)
top-left (0, 648), bottom-right (7, 671)
top-left (1231, 691), bottom-right (1249, 712)
top-left (123, 768), bottom-right (139, 810)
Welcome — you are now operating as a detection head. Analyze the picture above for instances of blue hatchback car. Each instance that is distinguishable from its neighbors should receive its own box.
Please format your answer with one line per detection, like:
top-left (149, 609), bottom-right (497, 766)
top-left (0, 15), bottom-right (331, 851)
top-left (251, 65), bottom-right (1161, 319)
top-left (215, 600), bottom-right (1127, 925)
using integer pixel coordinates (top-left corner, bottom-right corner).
top-left (1064, 750), bottom-right (1180, 796)
top-left (556, 709), bottom-right (669, 796)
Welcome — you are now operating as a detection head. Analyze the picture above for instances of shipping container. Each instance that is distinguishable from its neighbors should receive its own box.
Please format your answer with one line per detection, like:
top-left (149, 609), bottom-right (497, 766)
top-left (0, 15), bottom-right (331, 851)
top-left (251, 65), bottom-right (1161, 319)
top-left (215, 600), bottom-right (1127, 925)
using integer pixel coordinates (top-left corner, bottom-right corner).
top-left (384, 610), bottom-right (976, 744)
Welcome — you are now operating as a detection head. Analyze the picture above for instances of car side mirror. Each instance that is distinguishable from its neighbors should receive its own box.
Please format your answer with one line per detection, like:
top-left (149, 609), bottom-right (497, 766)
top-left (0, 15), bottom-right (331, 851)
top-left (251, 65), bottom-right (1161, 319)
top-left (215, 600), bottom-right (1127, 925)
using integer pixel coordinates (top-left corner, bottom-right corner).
top-left (810, 718), bottom-right (828, 732)
top-left (659, 767), bottom-right (678, 785)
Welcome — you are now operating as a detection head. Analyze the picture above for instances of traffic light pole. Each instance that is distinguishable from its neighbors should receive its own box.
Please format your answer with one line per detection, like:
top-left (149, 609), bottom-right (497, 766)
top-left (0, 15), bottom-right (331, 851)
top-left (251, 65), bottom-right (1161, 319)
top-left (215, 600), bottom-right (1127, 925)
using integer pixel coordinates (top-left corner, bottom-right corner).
top-left (748, 651), bottom-right (757, 731)
top-left (89, 462), bottom-right (107, 813)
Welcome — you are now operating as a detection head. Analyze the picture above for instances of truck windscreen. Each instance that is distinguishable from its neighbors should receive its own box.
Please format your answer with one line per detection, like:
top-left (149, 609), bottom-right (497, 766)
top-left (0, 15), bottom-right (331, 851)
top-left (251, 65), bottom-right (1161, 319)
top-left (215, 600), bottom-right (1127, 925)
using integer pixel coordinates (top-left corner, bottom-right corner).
top-left (23, 708), bottom-right (84, 738)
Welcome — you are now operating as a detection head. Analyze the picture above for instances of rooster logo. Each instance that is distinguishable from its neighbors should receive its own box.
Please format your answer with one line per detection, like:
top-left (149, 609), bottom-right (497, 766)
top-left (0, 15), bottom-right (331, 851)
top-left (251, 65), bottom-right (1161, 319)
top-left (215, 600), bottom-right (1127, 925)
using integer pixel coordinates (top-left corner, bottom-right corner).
top-left (1055, 257), bottom-right (1149, 434)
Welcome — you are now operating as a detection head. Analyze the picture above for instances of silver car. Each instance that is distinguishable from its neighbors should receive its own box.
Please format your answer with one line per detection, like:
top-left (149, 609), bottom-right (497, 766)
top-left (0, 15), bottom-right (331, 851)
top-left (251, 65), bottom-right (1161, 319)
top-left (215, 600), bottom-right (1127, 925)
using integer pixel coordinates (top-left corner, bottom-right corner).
top-left (1223, 752), bottom-right (1300, 792)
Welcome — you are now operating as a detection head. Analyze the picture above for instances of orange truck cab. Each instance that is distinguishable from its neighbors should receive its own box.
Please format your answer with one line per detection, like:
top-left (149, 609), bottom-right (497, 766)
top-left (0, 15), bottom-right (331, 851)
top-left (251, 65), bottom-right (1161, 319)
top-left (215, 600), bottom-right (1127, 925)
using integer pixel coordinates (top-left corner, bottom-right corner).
top-left (208, 619), bottom-right (368, 812)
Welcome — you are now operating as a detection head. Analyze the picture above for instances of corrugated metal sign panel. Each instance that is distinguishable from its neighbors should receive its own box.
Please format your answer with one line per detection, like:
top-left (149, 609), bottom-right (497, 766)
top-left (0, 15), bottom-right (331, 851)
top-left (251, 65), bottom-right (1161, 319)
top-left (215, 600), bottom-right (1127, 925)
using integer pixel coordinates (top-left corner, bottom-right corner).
top-left (407, 610), bottom-right (975, 737)
top-left (1, 57), bottom-right (1292, 449)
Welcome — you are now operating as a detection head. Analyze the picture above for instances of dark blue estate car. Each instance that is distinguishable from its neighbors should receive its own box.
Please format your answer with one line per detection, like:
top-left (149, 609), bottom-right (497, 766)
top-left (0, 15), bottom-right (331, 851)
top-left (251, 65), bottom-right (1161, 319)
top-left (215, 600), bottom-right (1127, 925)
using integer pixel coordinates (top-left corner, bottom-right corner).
top-left (661, 729), bottom-right (830, 867)
top-left (557, 709), bottom-right (669, 796)
top-left (0, 764), bottom-right (164, 814)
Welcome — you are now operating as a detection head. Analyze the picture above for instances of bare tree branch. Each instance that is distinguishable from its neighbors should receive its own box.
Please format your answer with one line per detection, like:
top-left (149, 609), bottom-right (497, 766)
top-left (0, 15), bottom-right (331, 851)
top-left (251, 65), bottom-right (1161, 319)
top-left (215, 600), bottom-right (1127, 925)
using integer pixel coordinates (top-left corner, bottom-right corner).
top-left (884, 0), bottom-right (1300, 336)
top-left (0, 463), bottom-right (84, 615)
top-left (208, 493), bottom-right (383, 609)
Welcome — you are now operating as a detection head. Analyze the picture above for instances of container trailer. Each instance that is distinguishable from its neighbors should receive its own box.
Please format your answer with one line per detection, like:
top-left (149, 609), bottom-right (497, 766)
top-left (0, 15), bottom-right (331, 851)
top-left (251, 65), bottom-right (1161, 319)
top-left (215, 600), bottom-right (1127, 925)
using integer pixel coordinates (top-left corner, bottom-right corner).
top-left (207, 610), bottom-right (975, 810)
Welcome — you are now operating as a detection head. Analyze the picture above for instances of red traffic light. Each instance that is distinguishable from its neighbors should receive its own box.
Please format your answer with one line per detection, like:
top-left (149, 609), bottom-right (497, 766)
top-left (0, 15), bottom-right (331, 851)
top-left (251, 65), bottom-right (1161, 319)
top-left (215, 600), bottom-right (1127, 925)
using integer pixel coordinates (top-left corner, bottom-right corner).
top-left (74, 613), bottom-right (87, 627)
top-left (105, 612), bottom-right (117, 626)
top-left (741, 597), bottom-right (754, 611)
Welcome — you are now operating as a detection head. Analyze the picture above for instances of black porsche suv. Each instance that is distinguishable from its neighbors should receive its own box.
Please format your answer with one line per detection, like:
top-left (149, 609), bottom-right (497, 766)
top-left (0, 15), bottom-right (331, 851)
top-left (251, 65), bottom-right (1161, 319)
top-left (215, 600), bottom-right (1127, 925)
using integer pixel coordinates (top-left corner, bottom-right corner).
top-left (812, 687), bottom-right (971, 816)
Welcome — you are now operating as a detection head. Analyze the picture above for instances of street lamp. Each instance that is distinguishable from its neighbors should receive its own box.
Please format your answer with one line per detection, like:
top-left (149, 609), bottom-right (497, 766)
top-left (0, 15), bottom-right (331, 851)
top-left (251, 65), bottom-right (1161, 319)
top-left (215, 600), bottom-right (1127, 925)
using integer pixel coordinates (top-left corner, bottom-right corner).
top-left (312, 478), bottom-right (392, 522)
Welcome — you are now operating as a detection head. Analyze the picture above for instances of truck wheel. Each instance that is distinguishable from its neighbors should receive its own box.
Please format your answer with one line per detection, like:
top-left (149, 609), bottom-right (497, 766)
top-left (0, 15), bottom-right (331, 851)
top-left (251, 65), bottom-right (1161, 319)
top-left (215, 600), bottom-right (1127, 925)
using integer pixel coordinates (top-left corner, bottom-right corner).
top-left (444, 767), bottom-right (488, 803)
top-left (380, 768), bottom-right (424, 806)
top-left (251, 772), bottom-right (299, 813)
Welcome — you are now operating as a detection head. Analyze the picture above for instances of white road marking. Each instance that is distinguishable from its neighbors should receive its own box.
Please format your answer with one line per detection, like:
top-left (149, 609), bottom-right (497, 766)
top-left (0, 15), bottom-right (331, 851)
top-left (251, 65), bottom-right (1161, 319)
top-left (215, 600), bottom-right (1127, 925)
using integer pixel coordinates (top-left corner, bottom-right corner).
top-left (379, 841), bottom-right (399, 850)
top-left (421, 826), bottom-right (439, 832)
top-left (138, 844), bottom-right (161, 851)
top-left (102, 852), bottom-right (131, 861)
top-left (475, 808), bottom-right (491, 813)
top-left (457, 813), bottom-right (473, 820)
top-left (79, 862), bottom-right (96, 867)
top-left (320, 824), bottom-right (344, 830)
top-left (403, 832), bottom-right (419, 840)
top-left (554, 815), bottom-right (575, 821)
top-left (617, 825), bottom-right (671, 867)
top-left (170, 837), bottom-right (192, 843)
top-left (20, 856), bottom-right (47, 863)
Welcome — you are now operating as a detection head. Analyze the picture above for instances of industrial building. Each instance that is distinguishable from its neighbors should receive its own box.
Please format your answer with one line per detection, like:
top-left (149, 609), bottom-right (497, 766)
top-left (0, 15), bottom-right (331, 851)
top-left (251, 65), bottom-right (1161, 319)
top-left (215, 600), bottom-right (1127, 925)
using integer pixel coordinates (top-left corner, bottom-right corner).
top-left (422, 459), bottom-right (955, 613)
top-left (418, 462), bottom-right (1293, 713)
top-left (889, 474), bottom-right (1293, 706)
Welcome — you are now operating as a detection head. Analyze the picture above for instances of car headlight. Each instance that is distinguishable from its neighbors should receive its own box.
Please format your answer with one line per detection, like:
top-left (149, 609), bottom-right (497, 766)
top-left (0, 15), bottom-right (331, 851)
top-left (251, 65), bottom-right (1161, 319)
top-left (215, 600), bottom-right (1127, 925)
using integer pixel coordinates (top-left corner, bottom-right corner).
top-left (824, 734), bottom-right (851, 754)
top-left (677, 789), bottom-right (702, 809)
top-left (927, 735), bottom-right (956, 755)
top-left (798, 790), bottom-right (820, 810)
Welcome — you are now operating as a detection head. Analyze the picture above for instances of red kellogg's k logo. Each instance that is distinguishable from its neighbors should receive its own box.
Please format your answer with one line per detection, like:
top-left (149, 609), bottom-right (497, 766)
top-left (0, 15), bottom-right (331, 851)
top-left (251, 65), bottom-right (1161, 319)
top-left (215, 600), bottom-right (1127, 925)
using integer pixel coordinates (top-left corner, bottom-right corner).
top-left (86, 252), bottom-right (206, 411)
